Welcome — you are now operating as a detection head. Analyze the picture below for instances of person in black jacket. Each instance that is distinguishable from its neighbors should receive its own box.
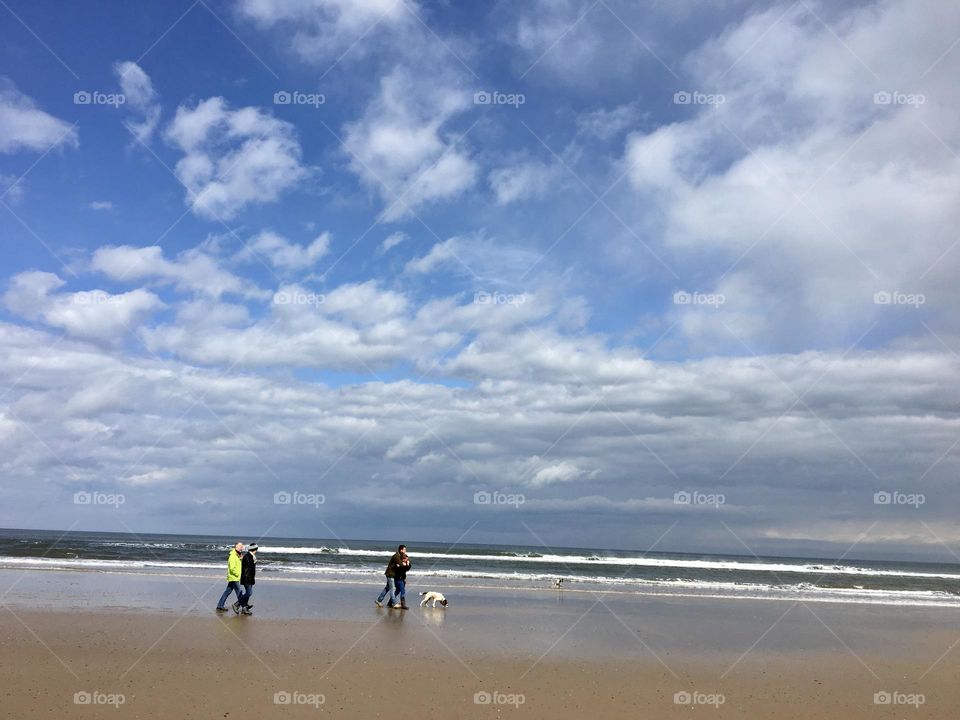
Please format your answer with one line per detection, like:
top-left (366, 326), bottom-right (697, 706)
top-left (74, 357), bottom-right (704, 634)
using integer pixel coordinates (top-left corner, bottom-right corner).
top-left (376, 544), bottom-right (406, 609)
top-left (393, 549), bottom-right (411, 610)
top-left (237, 543), bottom-right (257, 615)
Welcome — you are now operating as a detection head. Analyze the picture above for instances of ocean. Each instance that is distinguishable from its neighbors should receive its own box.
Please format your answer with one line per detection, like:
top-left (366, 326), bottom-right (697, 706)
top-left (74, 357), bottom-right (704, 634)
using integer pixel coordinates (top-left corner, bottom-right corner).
top-left (2, 528), bottom-right (959, 608)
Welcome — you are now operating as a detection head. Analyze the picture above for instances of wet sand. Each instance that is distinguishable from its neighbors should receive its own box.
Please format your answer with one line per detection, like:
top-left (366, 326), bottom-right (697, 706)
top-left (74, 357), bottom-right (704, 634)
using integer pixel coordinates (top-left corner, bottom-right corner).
top-left (1, 569), bottom-right (958, 718)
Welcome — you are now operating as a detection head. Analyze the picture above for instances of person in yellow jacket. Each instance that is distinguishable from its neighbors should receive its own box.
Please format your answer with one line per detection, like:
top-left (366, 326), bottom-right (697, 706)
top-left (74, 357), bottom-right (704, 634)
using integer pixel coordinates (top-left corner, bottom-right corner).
top-left (215, 542), bottom-right (245, 612)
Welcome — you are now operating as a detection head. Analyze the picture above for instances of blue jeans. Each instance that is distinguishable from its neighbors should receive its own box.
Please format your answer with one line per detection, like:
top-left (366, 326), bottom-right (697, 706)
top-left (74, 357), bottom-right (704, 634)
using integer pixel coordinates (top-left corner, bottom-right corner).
top-left (240, 584), bottom-right (254, 607)
top-left (217, 581), bottom-right (242, 609)
top-left (377, 577), bottom-right (397, 605)
top-left (395, 578), bottom-right (406, 601)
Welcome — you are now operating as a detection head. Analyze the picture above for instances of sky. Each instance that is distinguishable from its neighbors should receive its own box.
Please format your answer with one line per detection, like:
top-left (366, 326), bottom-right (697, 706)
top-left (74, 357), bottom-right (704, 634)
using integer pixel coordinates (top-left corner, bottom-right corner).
top-left (0, 0), bottom-right (958, 560)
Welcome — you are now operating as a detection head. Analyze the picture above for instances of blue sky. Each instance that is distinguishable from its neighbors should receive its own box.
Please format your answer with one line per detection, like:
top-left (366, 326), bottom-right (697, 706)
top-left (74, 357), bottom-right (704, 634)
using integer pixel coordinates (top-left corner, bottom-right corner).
top-left (1, 0), bottom-right (959, 559)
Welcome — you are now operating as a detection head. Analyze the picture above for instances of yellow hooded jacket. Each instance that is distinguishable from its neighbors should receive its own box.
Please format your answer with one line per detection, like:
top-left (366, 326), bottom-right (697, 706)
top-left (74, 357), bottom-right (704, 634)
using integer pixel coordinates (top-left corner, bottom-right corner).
top-left (227, 548), bottom-right (242, 582)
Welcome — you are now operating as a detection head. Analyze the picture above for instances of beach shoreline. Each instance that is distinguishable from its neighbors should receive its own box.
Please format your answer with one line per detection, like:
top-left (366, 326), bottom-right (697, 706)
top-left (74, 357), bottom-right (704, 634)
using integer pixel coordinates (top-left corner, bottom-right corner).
top-left (1, 606), bottom-right (954, 719)
top-left (3, 566), bottom-right (960, 718)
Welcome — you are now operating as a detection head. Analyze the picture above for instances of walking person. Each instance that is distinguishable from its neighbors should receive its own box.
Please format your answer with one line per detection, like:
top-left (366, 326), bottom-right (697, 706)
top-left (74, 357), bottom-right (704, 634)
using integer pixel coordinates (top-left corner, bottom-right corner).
top-left (237, 543), bottom-right (257, 615)
top-left (375, 544), bottom-right (406, 609)
top-left (393, 548), bottom-right (411, 610)
top-left (216, 542), bottom-right (244, 612)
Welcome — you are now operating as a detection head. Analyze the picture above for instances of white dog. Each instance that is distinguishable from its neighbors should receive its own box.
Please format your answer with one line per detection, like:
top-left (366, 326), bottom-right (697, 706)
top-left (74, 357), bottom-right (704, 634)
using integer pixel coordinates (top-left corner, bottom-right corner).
top-left (419, 591), bottom-right (449, 608)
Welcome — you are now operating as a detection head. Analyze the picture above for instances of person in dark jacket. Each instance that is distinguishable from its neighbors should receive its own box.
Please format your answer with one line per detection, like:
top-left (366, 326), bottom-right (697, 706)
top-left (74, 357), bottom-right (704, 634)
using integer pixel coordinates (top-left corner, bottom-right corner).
top-left (393, 549), bottom-right (411, 610)
top-left (376, 544), bottom-right (406, 609)
top-left (237, 543), bottom-right (257, 615)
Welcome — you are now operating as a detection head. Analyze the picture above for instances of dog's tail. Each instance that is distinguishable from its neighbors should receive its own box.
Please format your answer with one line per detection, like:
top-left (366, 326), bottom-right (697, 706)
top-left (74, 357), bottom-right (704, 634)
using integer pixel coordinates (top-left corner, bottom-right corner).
top-left (419, 591), bottom-right (427, 596)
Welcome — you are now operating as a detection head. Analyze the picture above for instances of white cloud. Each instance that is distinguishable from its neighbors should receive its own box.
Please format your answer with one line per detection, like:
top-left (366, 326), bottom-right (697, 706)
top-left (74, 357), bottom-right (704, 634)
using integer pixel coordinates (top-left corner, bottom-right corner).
top-left (240, 230), bottom-right (330, 271)
top-left (379, 231), bottom-right (407, 254)
top-left (489, 159), bottom-right (562, 205)
top-left (237, 0), bottom-right (416, 62)
top-left (2, 306), bottom-right (959, 553)
top-left (0, 79), bottom-right (77, 154)
top-left (91, 244), bottom-right (265, 299)
top-left (343, 68), bottom-right (477, 221)
top-left (525, 457), bottom-right (599, 488)
top-left (576, 103), bottom-right (646, 141)
top-left (3, 271), bottom-right (162, 343)
top-left (403, 234), bottom-right (543, 283)
top-left (89, 201), bottom-right (114, 211)
top-left (0, 174), bottom-right (25, 203)
top-left (620, 0), bottom-right (960, 349)
top-left (165, 97), bottom-right (307, 219)
top-left (113, 61), bottom-right (160, 143)
top-left (404, 237), bottom-right (462, 275)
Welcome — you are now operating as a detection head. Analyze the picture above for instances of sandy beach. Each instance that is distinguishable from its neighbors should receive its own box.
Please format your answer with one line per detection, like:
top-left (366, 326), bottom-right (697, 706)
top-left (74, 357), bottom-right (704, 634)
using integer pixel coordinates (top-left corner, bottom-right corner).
top-left (1, 568), bottom-right (957, 718)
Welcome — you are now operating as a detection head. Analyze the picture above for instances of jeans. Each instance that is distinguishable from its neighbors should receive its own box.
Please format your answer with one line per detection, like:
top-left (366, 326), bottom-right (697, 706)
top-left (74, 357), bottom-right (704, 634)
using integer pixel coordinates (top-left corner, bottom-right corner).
top-left (217, 581), bottom-right (242, 609)
top-left (240, 584), bottom-right (254, 607)
top-left (377, 577), bottom-right (397, 605)
top-left (395, 578), bottom-right (406, 601)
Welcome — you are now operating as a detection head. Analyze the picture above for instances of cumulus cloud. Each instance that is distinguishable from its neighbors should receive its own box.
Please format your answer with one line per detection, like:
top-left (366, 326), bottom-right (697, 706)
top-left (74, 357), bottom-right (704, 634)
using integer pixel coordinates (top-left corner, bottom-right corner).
top-left (165, 97), bottom-right (307, 219)
top-left (0, 79), bottom-right (77, 154)
top-left (489, 159), bottom-right (562, 205)
top-left (239, 230), bottom-right (330, 271)
top-left (3, 271), bottom-right (162, 343)
top-left (1, 308), bottom-right (959, 554)
top-left (620, 0), bottom-right (960, 350)
top-left (237, 0), bottom-right (417, 62)
top-left (343, 68), bottom-right (477, 221)
top-left (91, 244), bottom-right (266, 299)
top-left (3, 0), bottom-right (960, 559)
top-left (113, 61), bottom-right (160, 143)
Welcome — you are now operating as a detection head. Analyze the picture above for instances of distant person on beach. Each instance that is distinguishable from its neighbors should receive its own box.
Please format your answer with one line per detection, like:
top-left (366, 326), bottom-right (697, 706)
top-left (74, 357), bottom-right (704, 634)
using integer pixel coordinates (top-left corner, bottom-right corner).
top-left (238, 543), bottom-right (257, 615)
top-left (375, 544), bottom-right (406, 609)
top-left (393, 549), bottom-right (411, 610)
top-left (215, 542), bottom-right (244, 613)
